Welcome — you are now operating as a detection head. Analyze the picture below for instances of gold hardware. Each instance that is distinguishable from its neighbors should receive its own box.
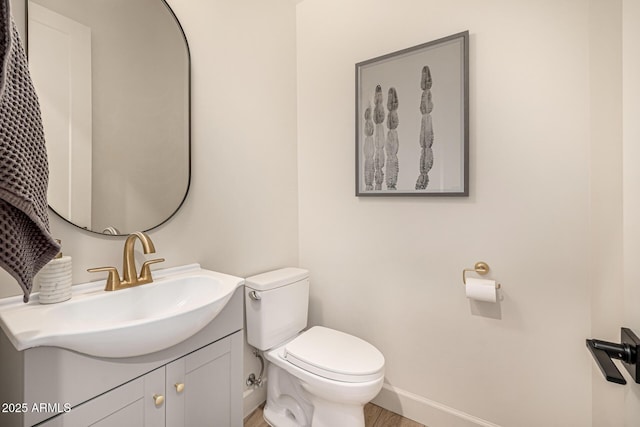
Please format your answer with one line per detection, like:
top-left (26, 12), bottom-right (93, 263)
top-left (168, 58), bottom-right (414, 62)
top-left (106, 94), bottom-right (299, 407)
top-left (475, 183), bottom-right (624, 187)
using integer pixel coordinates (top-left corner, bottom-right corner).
top-left (140, 258), bottom-right (166, 283)
top-left (87, 266), bottom-right (122, 290)
top-left (153, 394), bottom-right (165, 407)
top-left (122, 232), bottom-right (163, 286)
top-left (87, 232), bottom-right (165, 291)
top-left (174, 383), bottom-right (185, 393)
top-left (463, 261), bottom-right (501, 288)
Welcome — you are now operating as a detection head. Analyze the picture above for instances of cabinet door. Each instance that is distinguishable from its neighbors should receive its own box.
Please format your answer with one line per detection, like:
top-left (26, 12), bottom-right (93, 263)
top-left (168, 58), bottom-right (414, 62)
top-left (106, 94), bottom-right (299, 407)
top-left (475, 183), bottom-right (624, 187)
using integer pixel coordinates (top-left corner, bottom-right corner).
top-left (166, 332), bottom-right (242, 427)
top-left (39, 368), bottom-right (165, 427)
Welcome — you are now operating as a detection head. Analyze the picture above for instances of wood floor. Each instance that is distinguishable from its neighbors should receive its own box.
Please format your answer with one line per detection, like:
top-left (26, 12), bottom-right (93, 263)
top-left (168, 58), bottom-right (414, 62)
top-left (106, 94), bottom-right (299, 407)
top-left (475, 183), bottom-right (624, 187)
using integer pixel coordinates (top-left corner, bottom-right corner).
top-left (244, 403), bottom-right (425, 427)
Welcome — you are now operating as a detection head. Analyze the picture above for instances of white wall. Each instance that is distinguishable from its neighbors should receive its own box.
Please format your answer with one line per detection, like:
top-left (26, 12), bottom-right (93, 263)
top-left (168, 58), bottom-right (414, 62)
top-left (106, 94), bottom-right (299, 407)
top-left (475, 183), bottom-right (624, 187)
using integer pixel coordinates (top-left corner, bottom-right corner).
top-left (623, 0), bottom-right (640, 424)
top-left (297, 1), bottom-right (592, 426)
top-left (589, 0), bottom-right (624, 425)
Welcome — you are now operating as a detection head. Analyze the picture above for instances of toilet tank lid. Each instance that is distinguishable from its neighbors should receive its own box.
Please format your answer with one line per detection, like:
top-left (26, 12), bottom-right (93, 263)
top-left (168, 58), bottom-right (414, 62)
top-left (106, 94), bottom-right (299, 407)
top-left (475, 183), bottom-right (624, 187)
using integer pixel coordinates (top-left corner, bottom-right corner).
top-left (245, 267), bottom-right (309, 291)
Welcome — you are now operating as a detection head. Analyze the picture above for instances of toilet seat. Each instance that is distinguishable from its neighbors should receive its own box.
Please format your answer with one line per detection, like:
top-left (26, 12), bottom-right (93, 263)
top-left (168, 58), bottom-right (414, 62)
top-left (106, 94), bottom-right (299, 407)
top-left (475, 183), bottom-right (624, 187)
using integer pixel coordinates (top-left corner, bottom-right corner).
top-left (282, 326), bottom-right (385, 383)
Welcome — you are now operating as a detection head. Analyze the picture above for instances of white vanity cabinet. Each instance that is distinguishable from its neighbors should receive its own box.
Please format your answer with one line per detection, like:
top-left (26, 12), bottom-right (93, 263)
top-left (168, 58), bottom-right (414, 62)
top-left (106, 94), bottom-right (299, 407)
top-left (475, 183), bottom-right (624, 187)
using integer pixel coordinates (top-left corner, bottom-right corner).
top-left (0, 289), bottom-right (243, 427)
top-left (165, 335), bottom-right (235, 426)
top-left (39, 332), bottom-right (240, 427)
top-left (38, 366), bottom-right (166, 427)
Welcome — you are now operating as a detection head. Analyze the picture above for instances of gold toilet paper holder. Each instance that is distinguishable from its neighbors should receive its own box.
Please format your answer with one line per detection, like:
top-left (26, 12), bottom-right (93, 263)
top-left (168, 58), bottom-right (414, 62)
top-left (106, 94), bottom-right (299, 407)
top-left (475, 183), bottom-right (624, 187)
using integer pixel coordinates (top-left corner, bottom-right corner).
top-left (463, 261), bottom-right (501, 288)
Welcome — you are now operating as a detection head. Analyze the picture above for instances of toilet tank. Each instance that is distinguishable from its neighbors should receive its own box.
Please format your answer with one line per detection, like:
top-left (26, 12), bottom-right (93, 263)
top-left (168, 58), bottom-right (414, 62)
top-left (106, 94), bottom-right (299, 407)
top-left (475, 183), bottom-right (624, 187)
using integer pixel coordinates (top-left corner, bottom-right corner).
top-left (245, 268), bottom-right (310, 351)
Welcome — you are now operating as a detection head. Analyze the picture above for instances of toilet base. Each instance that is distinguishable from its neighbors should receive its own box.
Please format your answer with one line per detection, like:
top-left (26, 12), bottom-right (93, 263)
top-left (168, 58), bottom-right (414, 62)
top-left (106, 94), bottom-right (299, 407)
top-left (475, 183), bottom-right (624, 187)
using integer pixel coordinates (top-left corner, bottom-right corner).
top-left (263, 404), bottom-right (305, 427)
top-left (264, 355), bottom-right (380, 427)
top-left (263, 396), bottom-right (366, 427)
top-left (307, 399), bottom-right (365, 427)
top-left (264, 362), bottom-right (314, 427)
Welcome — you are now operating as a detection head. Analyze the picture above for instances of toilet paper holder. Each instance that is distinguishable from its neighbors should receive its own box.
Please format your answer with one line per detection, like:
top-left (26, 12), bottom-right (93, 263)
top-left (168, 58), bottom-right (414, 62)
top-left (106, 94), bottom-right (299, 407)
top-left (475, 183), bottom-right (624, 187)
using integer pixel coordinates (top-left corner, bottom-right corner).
top-left (462, 261), bottom-right (501, 288)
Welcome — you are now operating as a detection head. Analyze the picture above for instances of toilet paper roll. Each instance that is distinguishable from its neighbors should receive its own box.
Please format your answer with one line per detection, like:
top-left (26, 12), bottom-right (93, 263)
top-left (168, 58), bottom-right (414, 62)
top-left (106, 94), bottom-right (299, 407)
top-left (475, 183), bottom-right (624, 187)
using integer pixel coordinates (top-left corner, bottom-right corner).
top-left (465, 277), bottom-right (497, 303)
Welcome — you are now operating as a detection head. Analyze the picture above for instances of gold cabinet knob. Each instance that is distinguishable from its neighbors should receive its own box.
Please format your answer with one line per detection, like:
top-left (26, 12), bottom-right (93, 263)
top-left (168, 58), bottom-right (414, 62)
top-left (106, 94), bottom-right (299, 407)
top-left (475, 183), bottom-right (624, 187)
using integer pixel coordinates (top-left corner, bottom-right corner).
top-left (153, 394), bottom-right (165, 407)
top-left (175, 383), bottom-right (185, 393)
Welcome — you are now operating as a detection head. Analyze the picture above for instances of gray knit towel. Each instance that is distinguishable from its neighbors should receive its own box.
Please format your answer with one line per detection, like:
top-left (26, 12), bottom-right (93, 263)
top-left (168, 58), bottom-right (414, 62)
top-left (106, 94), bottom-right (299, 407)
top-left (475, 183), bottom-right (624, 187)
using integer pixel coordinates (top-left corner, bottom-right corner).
top-left (0, 0), bottom-right (61, 303)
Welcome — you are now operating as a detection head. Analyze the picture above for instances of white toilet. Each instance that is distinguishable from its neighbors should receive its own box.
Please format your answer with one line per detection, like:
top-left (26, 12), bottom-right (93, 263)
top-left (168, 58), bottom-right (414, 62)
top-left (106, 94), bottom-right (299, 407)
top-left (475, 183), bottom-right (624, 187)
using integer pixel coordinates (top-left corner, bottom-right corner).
top-left (245, 268), bottom-right (385, 427)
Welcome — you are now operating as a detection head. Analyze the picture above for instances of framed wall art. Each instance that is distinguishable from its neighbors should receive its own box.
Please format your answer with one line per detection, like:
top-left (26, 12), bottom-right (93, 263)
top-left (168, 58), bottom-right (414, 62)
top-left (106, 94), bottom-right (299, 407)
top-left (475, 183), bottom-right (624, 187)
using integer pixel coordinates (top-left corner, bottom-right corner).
top-left (355, 31), bottom-right (469, 196)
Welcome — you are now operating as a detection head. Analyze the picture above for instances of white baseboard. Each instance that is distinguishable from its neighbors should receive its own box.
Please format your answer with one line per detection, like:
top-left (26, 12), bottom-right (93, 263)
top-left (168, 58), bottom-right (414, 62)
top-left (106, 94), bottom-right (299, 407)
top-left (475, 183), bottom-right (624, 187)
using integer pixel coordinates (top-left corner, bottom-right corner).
top-left (243, 384), bottom-right (267, 418)
top-left (371, 383), bottom-right (501, 427)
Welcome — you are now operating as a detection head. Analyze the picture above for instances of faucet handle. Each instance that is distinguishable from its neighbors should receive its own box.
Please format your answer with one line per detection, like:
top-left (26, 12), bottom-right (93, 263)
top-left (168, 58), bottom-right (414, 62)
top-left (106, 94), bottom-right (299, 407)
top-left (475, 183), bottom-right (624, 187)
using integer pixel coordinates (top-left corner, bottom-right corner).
top-left (87, 266), bottom-right (122, 291)
top-left (140, 258), bottom-right (165, 282)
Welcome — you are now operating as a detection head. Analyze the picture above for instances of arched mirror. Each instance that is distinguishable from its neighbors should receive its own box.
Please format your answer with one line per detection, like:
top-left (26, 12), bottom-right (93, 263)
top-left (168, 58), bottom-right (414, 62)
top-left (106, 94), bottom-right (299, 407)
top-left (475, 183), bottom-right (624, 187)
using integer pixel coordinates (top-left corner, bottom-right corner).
top-left (27, 0), bottom-right (190, 235)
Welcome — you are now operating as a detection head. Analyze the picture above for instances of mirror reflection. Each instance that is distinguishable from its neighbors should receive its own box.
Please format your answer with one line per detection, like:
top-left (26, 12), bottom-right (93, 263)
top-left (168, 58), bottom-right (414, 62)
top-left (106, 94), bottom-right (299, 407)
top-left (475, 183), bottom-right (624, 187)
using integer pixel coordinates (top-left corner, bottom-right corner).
top-left (27, 0), bottom-right (190, 235)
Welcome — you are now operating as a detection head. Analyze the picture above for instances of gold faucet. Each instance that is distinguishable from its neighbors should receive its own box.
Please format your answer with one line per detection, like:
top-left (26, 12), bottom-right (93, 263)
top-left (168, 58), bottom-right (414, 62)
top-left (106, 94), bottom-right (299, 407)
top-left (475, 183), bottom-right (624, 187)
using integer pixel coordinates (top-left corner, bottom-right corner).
top-left (88, 232), bottom-right (165, 291)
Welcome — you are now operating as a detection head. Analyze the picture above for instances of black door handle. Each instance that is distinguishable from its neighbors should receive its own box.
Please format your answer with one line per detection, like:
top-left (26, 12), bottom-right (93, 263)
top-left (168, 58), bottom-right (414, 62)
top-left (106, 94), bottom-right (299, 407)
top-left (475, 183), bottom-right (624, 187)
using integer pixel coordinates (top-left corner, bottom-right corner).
top-left (586, 327), bottom-right (640, 385)
top-left (586, 339), bottom-right (627, 384)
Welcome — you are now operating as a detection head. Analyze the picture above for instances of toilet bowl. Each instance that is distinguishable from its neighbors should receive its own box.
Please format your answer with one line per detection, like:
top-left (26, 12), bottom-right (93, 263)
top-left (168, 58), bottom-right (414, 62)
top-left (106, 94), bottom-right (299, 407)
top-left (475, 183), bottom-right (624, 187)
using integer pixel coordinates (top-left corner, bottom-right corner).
top-left (245, 268), bottom-right (385, 427)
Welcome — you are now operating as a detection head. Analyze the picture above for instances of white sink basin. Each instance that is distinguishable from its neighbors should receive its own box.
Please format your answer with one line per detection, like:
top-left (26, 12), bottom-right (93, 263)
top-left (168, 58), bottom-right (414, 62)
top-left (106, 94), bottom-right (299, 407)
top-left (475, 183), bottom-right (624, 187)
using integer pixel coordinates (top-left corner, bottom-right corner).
top-left (0, 264), bottom-right (244, 358)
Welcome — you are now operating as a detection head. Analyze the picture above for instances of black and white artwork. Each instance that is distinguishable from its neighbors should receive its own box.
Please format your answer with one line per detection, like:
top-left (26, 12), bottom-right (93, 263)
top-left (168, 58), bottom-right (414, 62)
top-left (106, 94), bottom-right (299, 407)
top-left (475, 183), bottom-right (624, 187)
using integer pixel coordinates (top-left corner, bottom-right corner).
top-left (356, 31), bottom-right (469, 196)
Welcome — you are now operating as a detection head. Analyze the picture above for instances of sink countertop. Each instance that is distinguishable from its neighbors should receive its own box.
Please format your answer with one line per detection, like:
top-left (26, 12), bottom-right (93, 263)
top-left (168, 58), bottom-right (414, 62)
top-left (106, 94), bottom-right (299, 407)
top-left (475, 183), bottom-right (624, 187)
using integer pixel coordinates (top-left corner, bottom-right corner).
top-left (0, 263), bottom-right (245, 357)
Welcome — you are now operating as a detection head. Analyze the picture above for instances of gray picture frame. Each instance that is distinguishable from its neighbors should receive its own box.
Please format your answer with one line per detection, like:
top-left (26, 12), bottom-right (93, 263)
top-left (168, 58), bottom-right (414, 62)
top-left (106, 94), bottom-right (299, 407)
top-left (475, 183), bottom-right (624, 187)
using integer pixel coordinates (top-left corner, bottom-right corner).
top-left (355, 31), bottom-right (469, 197)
